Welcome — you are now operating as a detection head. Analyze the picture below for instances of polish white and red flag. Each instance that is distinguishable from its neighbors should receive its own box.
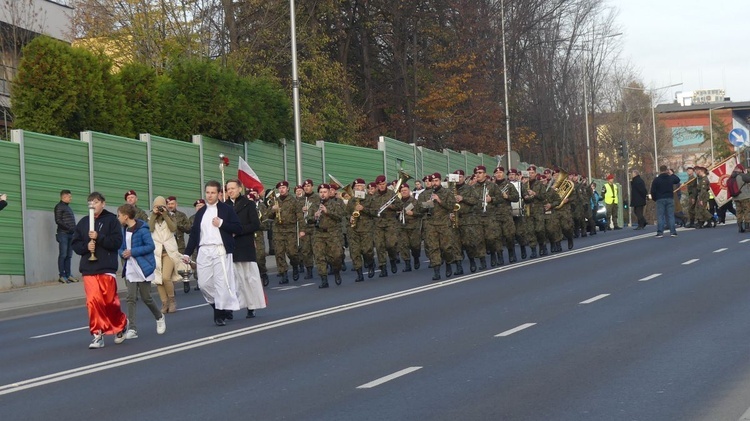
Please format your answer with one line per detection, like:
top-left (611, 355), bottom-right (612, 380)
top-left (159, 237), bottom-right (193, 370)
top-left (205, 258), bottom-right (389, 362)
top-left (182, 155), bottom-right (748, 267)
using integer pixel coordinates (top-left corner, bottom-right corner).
top-left (708, 155), bottom-right (738, 207)
top-left (238, 157), bottom-right (264, 193)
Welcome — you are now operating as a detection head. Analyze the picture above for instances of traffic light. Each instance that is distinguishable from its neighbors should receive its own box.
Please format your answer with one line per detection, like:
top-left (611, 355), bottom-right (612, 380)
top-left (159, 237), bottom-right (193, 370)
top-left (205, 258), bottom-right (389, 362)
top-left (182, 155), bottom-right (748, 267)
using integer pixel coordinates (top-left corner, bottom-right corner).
top-left (618, 140), bottom-right (625, 158)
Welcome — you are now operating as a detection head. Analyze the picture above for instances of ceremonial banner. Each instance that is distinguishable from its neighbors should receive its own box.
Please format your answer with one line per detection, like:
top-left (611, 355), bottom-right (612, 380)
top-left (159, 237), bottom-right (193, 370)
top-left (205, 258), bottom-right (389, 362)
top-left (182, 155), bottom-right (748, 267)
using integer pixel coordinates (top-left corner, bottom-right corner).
top-left (708, 155), bottom-right (738, 207)
top-left (238, 157), bottom-right (264, 193)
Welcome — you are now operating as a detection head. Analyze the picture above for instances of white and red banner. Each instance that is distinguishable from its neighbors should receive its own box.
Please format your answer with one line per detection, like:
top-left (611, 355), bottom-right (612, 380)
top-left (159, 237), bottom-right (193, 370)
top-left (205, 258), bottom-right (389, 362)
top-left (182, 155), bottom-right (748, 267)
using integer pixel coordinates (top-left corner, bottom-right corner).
top-left (238, 157), bottom-right (264, 193)
top-left (708, 155), bottom-right (739, 207)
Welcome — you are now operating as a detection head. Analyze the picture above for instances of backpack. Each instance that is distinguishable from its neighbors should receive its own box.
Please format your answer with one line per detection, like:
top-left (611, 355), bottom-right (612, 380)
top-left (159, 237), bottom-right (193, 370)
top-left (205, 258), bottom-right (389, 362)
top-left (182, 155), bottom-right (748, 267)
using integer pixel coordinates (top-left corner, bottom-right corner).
top-left (727, 175), bottom-right (741, 198)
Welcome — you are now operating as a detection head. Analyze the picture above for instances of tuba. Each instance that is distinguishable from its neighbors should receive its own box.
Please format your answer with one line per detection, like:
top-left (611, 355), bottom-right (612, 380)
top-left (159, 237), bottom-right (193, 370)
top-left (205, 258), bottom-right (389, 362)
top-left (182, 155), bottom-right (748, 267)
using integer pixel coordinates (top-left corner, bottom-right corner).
top-left (550, 169), bottom-right (575, 209)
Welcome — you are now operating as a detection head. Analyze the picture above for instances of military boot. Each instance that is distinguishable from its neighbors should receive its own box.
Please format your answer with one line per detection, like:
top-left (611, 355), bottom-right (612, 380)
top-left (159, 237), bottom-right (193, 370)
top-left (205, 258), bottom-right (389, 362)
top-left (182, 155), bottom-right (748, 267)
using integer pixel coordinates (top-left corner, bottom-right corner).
top-left (403, 259), bottom-right (412, 272)
top-left (469, 258), bottom-right (477, 273)
top-left (530, 246), bottom-right (538, 258)
top-left (567, 237), bottom-right (574, 250)
top-left (328, 264), bottom-right (334, 275)
top-left (412, 252), bottom-right (421, 269)
top-left (279, 272), bottom-right (289, 285)
top-left (355, 268), bottom-right (365, 282)
top-left (292, 266), bottom-right (300, 281)
top-left (539, 244), bottom-right (548, 256)
top-left (479, 257), bottom-right (488, 270)
top-left (445, 262), bottom-right (453, 278)
top-left (520, 246), bottom-right (527, 259)
top-left (508, 248), bottom-right (517, 263)
top-left (318, 275), bottom-right (329, 289)
top-left (489, 252), bottom-right (498, 267)
top-left (334, 272), bottom-right (342, 285)
top-left (432, 266), bottom-right (441, 281)
top-left (304, 267), bottom-right (314, 279)
top-left (342, 260), bottom-right (347, 272)
top-left (390, 259), bottom-right (398, 274)
top-left (368, 263), bottom-right (376, 278)
top-left (496, 251), bottom-right (504, 266)
top-left (379, 266), bottom-right (388, 278)
top-left (455, 261), bottom-right (464, 275)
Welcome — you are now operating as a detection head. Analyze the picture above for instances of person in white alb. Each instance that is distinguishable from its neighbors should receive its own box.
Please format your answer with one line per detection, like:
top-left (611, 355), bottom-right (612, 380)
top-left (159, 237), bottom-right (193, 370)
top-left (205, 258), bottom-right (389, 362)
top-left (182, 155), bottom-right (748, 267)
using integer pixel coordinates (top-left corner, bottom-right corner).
top-left (183, 181), bottom-right (243, 326)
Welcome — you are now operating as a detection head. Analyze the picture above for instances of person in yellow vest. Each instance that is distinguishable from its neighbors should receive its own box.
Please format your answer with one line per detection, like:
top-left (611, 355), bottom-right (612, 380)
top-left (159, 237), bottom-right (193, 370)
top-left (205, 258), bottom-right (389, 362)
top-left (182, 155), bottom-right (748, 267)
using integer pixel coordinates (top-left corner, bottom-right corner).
top-left (602, 174), bottom-right (621, 230)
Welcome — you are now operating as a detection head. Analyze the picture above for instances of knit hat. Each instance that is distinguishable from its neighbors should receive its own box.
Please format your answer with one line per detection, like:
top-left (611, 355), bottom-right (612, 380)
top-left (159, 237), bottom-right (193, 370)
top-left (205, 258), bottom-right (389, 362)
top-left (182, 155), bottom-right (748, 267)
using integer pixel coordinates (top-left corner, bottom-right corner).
top-left (152, 196), bottom-right (167, 208)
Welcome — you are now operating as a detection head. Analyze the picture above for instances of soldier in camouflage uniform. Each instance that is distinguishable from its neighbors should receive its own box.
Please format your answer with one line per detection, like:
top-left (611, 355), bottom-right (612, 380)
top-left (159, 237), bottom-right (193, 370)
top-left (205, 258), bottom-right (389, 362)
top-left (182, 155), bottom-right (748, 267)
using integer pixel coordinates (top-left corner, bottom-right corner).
top-left (166, 196), bottom-right (194, 293)
top-left (552, 170), bottom-right (575, 250)
top-left (523, 166), bottom-right (548, 257)
top-left (574, 175), bottom-right (590, 237)
top-left (423, 173), bottom-right (458, 280)
top-left (492, 167), bottom-right (520, 264)
top-left (298, 180), bottom-right (320, 279)
top-left (371, 175), bottom-right (402, 277)
top-left (694, 166), bottom-right (714, 228)
top-left (306, 184), bottom-right (345, 288)
top-left (508, 169), bottom-right (530, 259)
top-left (472, 166), bottom-right (499, 268)
top-left (347, 178), bottom-right (376, 281)
top-left (397, 184), bottom-right (423, 272)
top-left (454, 170), bottom-right (481, 272)
top-left (327, 184), bottom-right (348, 273)
top-left (248, 189), bottom-right (270, 286)
top-left (540, 173), bottom-right (563, 252)
top-left (685, 167), bottom-right (697, 227)
top-left (125, 190), bottom-right (149, 221)
top-left (417, 176), bottom-right (434, 262)
top-left (270, 181), bottom-right (304, 284)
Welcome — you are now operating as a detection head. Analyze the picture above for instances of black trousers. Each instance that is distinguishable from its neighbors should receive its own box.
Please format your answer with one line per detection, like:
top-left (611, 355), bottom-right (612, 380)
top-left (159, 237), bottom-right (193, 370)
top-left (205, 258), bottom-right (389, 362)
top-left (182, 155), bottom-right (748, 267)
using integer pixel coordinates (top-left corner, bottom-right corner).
top-left (633, 205), bottom-right (647, 228)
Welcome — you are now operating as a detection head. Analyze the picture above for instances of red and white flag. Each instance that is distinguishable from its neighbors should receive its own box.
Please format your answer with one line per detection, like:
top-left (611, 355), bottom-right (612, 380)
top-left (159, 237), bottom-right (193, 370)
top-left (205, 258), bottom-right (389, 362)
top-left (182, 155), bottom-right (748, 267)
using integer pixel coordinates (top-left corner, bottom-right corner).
top-left (708, 156), bottom-right (739, 207)
top-left (238, 157), bottom-right (264, 193)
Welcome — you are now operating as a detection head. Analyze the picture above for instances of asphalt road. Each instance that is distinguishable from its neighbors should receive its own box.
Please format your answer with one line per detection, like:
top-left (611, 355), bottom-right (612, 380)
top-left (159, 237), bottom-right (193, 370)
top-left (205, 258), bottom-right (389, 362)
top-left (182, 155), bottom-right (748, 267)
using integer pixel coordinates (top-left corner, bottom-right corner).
top-left (1, 226), bottom-right (750, 421)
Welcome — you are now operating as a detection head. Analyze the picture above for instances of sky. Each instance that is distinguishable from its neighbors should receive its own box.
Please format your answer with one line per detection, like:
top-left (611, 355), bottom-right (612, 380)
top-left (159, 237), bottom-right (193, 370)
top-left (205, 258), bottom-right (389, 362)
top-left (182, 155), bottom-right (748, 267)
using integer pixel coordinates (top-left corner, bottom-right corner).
top-left (611, 0), bottom-right (750, 105)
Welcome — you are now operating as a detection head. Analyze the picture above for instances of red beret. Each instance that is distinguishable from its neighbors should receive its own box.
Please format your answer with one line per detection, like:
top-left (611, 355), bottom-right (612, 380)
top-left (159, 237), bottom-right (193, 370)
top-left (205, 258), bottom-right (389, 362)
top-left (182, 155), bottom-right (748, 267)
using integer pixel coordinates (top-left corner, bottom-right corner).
top-left (368, 182), bottom-right (377, 188)
top-left (454, 169), bottom-right (465, 176)
top-left (401, 183), bottom-right (410, 189)
top-left (473, 165), bottom-right (486, 174)
top-left (543, 169), bottom-right (552, 175)
top-left (303, 179), bottom-right (314, 186)
top-left (354, 178), bottom-right (366, 185)
top-left (494, 166), bottom-right (505, 173)
top-left (433, 172), bottom-right (442, 180)
top-left (527, 165), bottom-right (537, 171)
top-left (276, 181), bottom-right (289, 189)
top-left (193, 199), bottom-right (205, 206)
top-left (375, 175), bottom-right (387, 183)
top-left (124, 190), bottom-right (137, 200)
top-left (736, 164), bottom-right (745, 171)
top-left (509, 168), bottom-right (519, 175)
top-left (317, 183), bottom-right (331, 192)
top-left (167, 196), bottom-right (177, 202)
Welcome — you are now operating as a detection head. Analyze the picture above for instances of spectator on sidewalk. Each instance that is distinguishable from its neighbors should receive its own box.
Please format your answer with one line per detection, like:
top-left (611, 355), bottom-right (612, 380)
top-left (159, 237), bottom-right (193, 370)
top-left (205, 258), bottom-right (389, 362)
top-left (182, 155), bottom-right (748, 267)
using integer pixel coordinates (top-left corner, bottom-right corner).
top-left (117, 203), bottom-right (166, 341)
top-left (54, 190), bottom-right (77, 283)
top-left (602, 174), bottom-right (621, 230)
top-left (630, 170), bottom-right (648, 230)
top-left (71, 192), bottom-right (127, 349)
top-left (650, 165), bottom-right (678, 238)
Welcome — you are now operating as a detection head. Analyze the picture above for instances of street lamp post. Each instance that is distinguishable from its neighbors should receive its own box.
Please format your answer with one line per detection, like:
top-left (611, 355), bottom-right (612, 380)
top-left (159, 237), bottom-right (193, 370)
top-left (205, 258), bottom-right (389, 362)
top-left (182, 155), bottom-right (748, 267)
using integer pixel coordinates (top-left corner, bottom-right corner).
top-left (501, 0), bottom-right (512, 170)
top-left (290, 0), bottom-right (303, 185)
top-left (709, 106), bottom-right (724, 164)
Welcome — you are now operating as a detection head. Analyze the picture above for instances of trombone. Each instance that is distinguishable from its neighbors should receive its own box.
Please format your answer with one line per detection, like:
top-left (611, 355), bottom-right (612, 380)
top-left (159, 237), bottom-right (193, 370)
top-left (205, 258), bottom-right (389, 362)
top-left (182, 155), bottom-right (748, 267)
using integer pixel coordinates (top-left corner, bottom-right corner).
top-left (377, 169), bottom-right (412, 217)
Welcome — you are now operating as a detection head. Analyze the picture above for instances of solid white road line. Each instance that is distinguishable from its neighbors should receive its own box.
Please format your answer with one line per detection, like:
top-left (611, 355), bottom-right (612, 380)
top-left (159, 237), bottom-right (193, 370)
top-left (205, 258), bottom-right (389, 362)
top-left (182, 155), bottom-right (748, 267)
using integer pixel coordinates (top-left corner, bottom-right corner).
top-left (579, 294), bottom-right (610, 304)
top-left (638, 273), bottom-right (662, 282)
top-left (740, 239), bottom-right (750, 244)
top-left (739, 404), bottom-right (750, 421)
top-left (682, 259), bottom-right (699, 265)
top-left (178, 303), bottom-right (209, 311)
top-left (495, 323), bottom-right (537, 337)
top-left (30, 326), bottom-right (88, 339)
top-left (713, 248), bottom-right (728, 253)
top-left (356, 366), bottom-right (422, 389)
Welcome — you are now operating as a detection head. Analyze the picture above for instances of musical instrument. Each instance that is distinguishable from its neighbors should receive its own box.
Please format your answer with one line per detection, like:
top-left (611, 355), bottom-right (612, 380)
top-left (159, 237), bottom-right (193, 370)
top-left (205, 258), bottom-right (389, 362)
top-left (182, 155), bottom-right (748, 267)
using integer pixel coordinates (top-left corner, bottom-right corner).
top-left (265, 189), bottom-right (281, 223)
top-left (377, 169), bottom-right (412, 217)
top-left (510, 180), bottom-right (523, 217)
top-left (328, 173), bottom-right (353, 199)
top-left (482, 183), bottom-right (488, 213)
top-left (448, 173), bottom-right (460, 228)
top-left (351, 190), bottom-right (365, 228)
top-left (549, 169), bottom-right (576, 209)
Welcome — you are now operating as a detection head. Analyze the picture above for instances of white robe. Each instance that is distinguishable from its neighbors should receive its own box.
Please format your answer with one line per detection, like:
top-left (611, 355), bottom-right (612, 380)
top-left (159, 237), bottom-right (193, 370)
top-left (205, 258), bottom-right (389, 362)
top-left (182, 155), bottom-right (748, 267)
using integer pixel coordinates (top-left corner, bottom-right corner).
top-left (196, 245), bottom-right (240, 311)
top-left (235, 261), bottom-right (267, 310)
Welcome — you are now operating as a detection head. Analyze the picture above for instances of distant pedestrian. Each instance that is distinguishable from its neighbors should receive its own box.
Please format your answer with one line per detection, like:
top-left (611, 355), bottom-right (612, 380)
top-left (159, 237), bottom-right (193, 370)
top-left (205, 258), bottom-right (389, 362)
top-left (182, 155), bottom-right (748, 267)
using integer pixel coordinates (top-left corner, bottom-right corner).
top-left (71, 192), bottom-right (127, 349)
top-left (54, 189), bottom-right (77, 283)
top-left (650, 165), bottom-right (678, 238)
top-left (183, 181), bottom-right (243, 326)
top-left (117, 204), bottom-right (166, 342)
top-left (630, 170), bottom-right (648, 230)
top-left (0, 193), bottom-right (7, 211)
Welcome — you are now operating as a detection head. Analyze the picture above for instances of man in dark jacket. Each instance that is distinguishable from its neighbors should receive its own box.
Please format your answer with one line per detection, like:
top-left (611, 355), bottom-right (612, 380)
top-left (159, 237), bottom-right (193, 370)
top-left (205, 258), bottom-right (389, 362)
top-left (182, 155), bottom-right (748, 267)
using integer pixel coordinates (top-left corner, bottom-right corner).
top-left (183, 180), bottom-right (243, 326)
top-left (630, 170), bottom-right (648, 230)
top-left (54, 189), bottom-right (77, 283)
top-left (225, 179), bottom-right (264, 318)
top-left (650, 165), bottom-right (679, 237)
top-left (71, 192), bottom-right (127, 349)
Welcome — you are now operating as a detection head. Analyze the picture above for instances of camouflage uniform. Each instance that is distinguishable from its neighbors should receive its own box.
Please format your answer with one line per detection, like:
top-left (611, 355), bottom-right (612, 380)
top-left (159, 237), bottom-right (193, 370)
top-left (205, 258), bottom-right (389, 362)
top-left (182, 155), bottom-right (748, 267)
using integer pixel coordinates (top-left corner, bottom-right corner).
top-left (371, 188), bottom-right (402, 276)
top-left (493, 178), bottom-right (520, 263)
top-left (134, 206), bottom-right (149, 223)
top-left (272, 194), bottom-right (304, 282)
top-left (524, 178), bottom-right (548, 256)
top-left (423, 185), bottom-right (457, 279)
top-left (553, 185), bottom-right (575, 250)
top-left (171, 210), bottom-right (192, 254)
top-left (695, 175), bottom-right (712, 226)
top-left (542, 185), bottom-right (563, 249)
top-left (575, 181), bottom-right (590, 237)
top-left (455, 182), bottom-right (482, 271)
top-left (346, 194), bottom-right (376, 279)
top-left (474, 179), bottom-right (501, 267)
top-left (309, 198), bottom-right (345, 286)
top-left (254, 200), bottom-right (270, 284)
top-left (298, 192), bottom-right (320, 278)
top-left (417, 185), bottom-right (434, 260)
top-left (687, 173), bottom-right (698, 226)
top-left (398, 195), bottom-right (422, 271)
top-left (510, 180), bottom-right (530, 258)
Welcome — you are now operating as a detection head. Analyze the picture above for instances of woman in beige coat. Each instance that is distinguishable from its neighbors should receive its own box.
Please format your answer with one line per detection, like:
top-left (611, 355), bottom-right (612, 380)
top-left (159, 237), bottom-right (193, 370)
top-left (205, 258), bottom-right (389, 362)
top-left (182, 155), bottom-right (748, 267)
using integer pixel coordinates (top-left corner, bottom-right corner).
top-left (149, 196), bottom-right (184, 313)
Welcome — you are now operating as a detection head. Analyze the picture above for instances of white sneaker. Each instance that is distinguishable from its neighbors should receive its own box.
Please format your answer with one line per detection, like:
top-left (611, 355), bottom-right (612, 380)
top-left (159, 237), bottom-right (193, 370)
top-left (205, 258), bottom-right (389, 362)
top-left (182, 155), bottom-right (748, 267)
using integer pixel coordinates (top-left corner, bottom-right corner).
top-left (156, 316), bottom-right (166, 335)
top-left (124, 329), bottom-right (138, 339)
top-left (89, 332), bottom-right (104, 349)
top-left (114, 328), bottom-right (127, 344)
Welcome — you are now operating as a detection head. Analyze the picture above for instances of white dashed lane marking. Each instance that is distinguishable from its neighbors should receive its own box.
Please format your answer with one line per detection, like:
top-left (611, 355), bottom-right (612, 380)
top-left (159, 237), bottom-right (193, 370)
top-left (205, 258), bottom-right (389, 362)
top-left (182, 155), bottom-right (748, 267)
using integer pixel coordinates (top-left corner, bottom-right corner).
top-left (495, 323), bottom-right (537, 337)
top-left (682, 259), bottom-right (699, 265)
top-left (713, 248), bottom-right (728, 253)
top-left (579, 294), bottom-right (610, 304)
top-left (357, 367), bottom-right (423, 389)
top-left (639, 273), bottom-right (662, 282)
